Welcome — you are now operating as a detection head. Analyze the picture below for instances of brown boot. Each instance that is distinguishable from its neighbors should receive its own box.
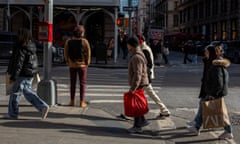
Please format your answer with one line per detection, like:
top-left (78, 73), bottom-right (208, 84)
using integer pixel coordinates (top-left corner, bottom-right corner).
top-left (80, 101), bottom-right (87, 108)
top-left (68, 100), bottom-right (75, 106)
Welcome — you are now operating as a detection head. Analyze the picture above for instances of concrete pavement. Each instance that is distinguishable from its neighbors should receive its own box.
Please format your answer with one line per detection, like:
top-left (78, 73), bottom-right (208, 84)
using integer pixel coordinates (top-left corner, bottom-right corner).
top-left (0, 51), bottom-right (237, 144)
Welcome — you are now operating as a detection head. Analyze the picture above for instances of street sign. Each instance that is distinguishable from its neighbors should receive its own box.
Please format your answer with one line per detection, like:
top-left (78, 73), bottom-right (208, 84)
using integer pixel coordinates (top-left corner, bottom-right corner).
top-left (123, 6), bottom-right (137, 11)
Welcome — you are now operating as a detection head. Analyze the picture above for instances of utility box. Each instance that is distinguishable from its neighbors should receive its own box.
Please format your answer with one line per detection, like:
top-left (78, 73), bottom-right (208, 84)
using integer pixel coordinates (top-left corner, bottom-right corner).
top-left (37, 79), bottom-right (57, 106)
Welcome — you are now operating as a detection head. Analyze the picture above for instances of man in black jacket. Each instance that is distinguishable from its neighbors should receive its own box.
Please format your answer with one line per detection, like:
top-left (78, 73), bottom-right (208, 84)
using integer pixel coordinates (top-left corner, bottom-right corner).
top-left (4, 28), bottom-right (49, 119)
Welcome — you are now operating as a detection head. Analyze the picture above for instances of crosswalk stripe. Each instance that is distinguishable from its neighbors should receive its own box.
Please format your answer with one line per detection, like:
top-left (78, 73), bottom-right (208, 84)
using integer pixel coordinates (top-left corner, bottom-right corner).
top-left (89, 99), bottom-right (157, 104)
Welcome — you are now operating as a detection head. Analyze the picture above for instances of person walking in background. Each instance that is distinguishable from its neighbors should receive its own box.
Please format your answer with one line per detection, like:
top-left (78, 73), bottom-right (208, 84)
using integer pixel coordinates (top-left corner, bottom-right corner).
top-left (107, 37), bottom-right (114, 60)
top-left (119, 32), bottom-right (128, 59)
top-left (190, 41), bottom-right (198, 64)
top-left (183, 40), bottom-right (193, 64)
top-left (151, 39), bottom-right (162, 65)
top-left (186, 46), bottom-right (211, 132)
top-left (137, 34), bottom-right (170, 118)
top-left (187, 45), bottom-right (234, 140)
top-left (4, 28), bottom-right (49, 119)
top-left (162, 40), bottom-right (170, 65)
top-left (126, 36), bottom-right (150, 133)
top-left (64, 25), bottom-right (91, 107)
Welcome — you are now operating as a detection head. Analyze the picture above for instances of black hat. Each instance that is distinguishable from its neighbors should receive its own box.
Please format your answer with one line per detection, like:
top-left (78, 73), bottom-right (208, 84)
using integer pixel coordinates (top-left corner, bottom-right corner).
top-left (127, 36), bottom-right (139, 47)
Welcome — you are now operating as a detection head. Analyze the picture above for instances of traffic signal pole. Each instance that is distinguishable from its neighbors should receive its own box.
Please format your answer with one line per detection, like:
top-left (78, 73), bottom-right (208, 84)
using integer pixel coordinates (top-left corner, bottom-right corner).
top-left (37, 0), bottom-right (57, 107)
top-left (114, 7), bottom-right (118, 63)
top-left (128, 0), bottom-right (133, 37)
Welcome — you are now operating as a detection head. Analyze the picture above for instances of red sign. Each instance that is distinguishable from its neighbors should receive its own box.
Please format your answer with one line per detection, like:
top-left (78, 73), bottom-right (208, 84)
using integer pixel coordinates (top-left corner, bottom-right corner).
top-left (38, 22), bottom-right (53, 42)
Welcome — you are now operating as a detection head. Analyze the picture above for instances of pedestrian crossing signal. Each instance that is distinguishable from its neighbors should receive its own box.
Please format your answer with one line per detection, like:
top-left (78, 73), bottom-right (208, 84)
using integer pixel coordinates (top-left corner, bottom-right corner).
top-left (117, 18), bottom-right (123, 27)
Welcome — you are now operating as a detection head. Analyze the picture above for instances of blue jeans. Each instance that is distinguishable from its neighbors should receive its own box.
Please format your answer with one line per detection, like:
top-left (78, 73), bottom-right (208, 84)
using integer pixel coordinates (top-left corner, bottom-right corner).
top-left (194, 97), bottom-right (232, 133)
top-left (191, 54), bottom-right (198, 64)
top-left (8, 77), bottom-right (48, 118)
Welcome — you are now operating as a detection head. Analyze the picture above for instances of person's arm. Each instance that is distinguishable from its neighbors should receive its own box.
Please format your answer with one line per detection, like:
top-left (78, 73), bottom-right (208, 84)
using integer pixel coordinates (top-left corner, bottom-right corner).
top-left (143, 50), bottom-right (153, 68)
top-left (64, 39), bottom-right (70, 64)
top-left (84, 39), bottom-right (91, 65)
top-left (130, 57), bottom-right (143, 91)
top-left (10, 49), bottom-right (25, 81)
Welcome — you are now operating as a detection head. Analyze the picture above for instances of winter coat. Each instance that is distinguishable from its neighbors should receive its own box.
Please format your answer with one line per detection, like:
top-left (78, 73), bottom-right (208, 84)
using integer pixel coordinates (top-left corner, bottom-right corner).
top-left (7, 41), bottom-right (38, 81)
top-left (64, 37), bottom-right (91, 68)
top-left (205, 58), bottom-right (230, 98)
top-left (198, 58), bottom-right (209, 98)
top-left (140, 42), bottom-right (155, 80)
top-left (128, 47), bottom-right (149, 91)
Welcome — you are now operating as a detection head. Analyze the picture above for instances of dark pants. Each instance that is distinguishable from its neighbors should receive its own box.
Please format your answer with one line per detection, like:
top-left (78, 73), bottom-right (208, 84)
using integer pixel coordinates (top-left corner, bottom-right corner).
top-left (134, 116), bottom-right (147, 128)
top-left (184, 52), bottom-right (192, 64)
top-left (70, 67), bottom-right (87, 101)
top-left (162, 54), bottom-right (169, 64)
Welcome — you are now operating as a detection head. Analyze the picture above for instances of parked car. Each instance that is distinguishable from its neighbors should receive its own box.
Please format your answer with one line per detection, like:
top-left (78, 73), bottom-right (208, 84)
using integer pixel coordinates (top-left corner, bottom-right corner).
top-left (225, 41), bottom-right (240, 63)
top-left (0, 31), bottom-right (17, 59)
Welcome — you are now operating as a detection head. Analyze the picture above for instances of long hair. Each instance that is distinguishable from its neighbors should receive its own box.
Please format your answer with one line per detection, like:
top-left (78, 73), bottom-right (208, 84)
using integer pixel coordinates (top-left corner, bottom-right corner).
top-left (17, 28), bottom-right (32, 46)
top-left (207, 45), bottom-right (217, 66)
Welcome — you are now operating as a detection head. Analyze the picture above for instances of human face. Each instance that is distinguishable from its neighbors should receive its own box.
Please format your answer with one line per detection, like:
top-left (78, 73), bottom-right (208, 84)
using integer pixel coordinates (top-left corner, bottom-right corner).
top-left (204, 49), bottom-right (209, 59)
top-left (127, 44), bottom-right (134, 53)
top-left (214, 45), bottom-right (223, 57)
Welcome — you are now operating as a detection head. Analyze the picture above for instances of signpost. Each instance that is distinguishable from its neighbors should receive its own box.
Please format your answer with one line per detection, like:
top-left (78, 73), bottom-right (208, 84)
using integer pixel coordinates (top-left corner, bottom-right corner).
top-left (123, 0), bottom-right (137, 37)
top-left (37, 0), bottom-right (57, 107)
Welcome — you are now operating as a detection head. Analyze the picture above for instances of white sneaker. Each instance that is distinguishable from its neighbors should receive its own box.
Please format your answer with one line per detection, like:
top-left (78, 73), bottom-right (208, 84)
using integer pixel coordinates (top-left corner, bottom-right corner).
top-left (41, 106), bottom-right (49, 119)
top-left (186, 120), bottom-right (196, 127)
top-left (127, 127), bottom-right (143, 134)
top-left (187, 126), bottom-right (200, 136)
top-left (219, 131), bottom-right (234, 140)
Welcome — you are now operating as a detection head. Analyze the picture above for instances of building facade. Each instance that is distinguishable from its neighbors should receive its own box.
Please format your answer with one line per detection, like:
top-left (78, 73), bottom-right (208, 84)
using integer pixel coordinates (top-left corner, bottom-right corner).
top-left (0, 0), bottom-right (119, 49)
top-left (177, 0), bottom-right (240, 41)
top-left (149, 0), bottom-right (240, 41)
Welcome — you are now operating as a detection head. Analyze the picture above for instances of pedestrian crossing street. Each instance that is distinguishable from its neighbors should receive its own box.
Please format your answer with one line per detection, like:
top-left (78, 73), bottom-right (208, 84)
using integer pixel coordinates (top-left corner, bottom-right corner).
top-left (55, 67), bottom-right (177, 131)
top-left (56, 67), bottom-right (165, 106)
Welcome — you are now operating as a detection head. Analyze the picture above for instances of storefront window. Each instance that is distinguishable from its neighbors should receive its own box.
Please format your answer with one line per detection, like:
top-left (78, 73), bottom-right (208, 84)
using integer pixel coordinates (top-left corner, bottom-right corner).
top-left (231, 19), bottom-right (238, 40)
top-left (221, 21), bottom-right (227, 40)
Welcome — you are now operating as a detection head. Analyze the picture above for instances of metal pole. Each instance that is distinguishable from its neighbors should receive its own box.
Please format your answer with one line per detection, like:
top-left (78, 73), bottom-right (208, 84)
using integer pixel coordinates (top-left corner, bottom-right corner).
top-left (128, 0), bottom-right (132, 37)
top-left (43, 0), bottom-right (52, 80)
top-left (138, 0), bottom-right (142, 34)
top-left (6, 0), bottom-right (10, 31)
top-left (114, 7), bottom-right (118, 63)
top-left (37, 0), bottom-right (57, 106)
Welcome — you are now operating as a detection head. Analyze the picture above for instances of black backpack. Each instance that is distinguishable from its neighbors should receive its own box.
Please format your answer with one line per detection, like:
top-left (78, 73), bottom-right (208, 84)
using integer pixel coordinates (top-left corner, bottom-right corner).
top-left (68, 39), bottom-right (83, 61)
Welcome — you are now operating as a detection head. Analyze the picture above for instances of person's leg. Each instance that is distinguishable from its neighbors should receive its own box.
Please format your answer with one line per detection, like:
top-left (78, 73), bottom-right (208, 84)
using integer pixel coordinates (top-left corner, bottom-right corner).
top-left (22, 77), bottom-right (49, 119)
top-left (22, 77), bottom-right (48, 111)
top-left (162, 54), bottom-right (169, 64)
top-left (184, 52), bottom-right (187, 63)
top-left (219, 125), bottom-right (234, 139)
top-left (7, 78), bottom-right (23, 118)
top-left (143, 84), bottom-right (170, 115)
top-left (78, 67), bottom-right (87, 107)
top-left (69, 68), bottom-right (77, 106)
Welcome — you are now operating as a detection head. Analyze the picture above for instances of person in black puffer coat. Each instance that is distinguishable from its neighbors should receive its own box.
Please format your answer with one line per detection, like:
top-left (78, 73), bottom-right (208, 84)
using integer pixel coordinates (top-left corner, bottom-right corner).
top-left (4, 28), bottom-right (49, 120)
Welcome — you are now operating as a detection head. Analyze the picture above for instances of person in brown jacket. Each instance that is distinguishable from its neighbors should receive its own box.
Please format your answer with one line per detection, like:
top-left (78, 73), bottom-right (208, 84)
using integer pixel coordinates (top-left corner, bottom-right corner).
top-left (127, 36), bottom-right (150, 133)
top-left (64, 25), bottom-right (91, 107)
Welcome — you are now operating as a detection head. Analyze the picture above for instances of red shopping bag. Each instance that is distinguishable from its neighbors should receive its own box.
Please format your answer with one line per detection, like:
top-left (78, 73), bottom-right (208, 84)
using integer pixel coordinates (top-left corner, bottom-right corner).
top-left (124, 89), bottom-right (149, 117)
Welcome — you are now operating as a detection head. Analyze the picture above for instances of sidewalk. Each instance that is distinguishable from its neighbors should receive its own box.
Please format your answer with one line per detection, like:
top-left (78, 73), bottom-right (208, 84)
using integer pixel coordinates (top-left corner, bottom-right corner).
top-left (0, 96), bottom-right (234, 144)
top-left (0, 52), bottom-right (236, 144)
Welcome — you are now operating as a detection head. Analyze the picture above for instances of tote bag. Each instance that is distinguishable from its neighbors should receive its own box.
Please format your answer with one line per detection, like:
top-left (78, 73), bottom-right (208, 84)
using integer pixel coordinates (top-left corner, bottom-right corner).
top-left (123, 89), bottom-right (149, 117)
top-left (202, 98), bottom-right (230, 129)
